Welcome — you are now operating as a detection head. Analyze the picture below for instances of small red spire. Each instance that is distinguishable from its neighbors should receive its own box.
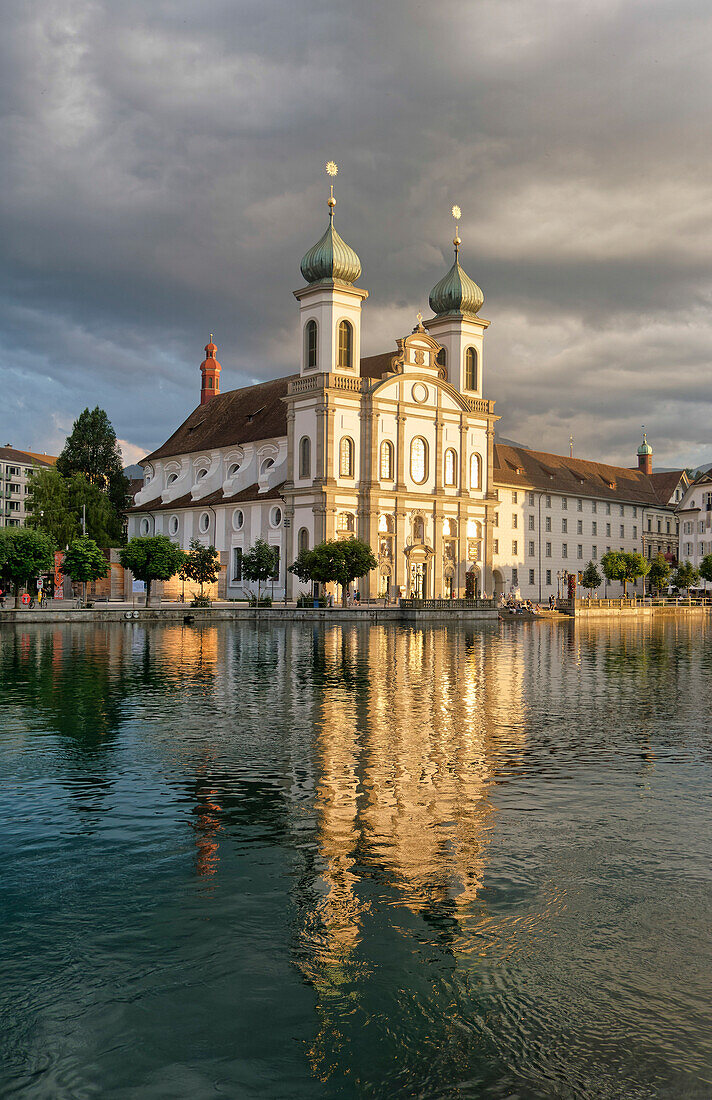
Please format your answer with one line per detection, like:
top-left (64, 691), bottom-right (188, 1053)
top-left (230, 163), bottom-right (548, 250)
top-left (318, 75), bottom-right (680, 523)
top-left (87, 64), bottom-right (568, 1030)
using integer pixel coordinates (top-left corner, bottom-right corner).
top-left (200, 334), bottom-right (221, 405)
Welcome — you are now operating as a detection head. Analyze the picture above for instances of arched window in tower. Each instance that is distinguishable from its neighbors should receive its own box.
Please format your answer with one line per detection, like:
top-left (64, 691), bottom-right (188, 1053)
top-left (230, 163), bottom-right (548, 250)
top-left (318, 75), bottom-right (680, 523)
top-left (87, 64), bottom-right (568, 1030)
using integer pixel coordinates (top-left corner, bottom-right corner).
top-left (299, 436), bottom-right (311, 479)
top-left (436, 347), bottom-right (447, 370)
top-left (410, 437), bottom-right (428, 484)
top-left (305, 319), bottom-right (318, 369)
top-left (298, 527), bottom-right (309, 554)
top-left (339, 436), bottom-right (354, 478)
top-left (380, 440), bottom-right (394, 480)
top-left (337, 320), bottom-right (353, 370)
top-left (470, 452), bottom-right (482, 490)
top-left (444, 448), bottom-right (457, 487)
top-left (465, 347), bottom-right (478, 391)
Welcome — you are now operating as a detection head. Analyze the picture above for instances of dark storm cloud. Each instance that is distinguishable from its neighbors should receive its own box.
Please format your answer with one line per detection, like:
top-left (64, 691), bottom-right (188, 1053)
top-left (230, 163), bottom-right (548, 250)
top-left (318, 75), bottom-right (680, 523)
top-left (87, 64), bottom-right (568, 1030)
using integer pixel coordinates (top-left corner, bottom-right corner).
top-left (1, 0), bottom-right (711, 468)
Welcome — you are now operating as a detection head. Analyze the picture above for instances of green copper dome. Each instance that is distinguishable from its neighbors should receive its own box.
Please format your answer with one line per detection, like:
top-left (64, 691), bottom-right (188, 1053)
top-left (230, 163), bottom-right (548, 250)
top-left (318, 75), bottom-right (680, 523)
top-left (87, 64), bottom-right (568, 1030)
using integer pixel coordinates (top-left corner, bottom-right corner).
top-left (429, 256), bottom-right (484, 317)
top-left (300, 218), bottom-right (362, 285)
top-left (637, 433), bottom-right (653, 456)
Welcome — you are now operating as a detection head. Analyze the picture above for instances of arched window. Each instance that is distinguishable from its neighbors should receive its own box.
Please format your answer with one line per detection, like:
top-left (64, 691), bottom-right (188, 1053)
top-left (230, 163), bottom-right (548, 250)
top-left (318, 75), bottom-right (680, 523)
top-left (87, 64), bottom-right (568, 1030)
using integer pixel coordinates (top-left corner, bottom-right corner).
top-left (305, 319), bottom-right (318, 369)
top-left (380, 440), bottom-right (394, 480)
top-left (337, 320), bottom-right (353, 370)
top-left (444, 448), bottom-right (457, 487)
top-left (413, 516), bottom-right (425, 542)
top-left (339, 437), bottom-right (354, 477)
top-left (470, 452), bottom-right (482, 490)
top-left (410, 437), bottom-right (428, 484)
top-left (337, 512), bottom-right (355, 533)
top-left (260, 458), bottom-right (274, 475)
top-left (298, 527), bottom-right (309, 554)
top-left (436, 347), bottom-right (447, 370)
top-left (168, 515), bottom-right (179, 536)
top-left (227, 462), bottom-right (241, 478)
top-left (378, 513), bottom-right (395, 534)
top-left (299, 436), bottom-right (311, 479)
top-left (465, 347), bottom-right (478, 391)
top-left (167, 472), bottom-right (178, 485)
top-left (207, 377), bottom-right (213, 389)
top-left (443, 518), bottom-right (458, 537)
top-left (199, 512), bottom-right (210, 533)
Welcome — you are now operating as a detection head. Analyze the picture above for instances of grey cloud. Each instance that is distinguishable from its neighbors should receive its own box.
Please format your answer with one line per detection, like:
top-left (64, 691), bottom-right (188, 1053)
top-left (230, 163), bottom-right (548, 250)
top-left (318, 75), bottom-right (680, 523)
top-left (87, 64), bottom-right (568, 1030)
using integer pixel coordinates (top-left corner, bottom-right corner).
top-left (0, 0), bottom-right (711, 470)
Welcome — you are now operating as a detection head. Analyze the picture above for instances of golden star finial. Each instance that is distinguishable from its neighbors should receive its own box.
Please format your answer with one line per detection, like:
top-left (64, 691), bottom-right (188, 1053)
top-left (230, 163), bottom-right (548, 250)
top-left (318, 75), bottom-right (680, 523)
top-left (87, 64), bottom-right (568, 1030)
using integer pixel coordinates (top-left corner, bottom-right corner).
top-left (452, 204), bottom-right (462, 257)
top-left (326, 161), bottom-right (338, 177)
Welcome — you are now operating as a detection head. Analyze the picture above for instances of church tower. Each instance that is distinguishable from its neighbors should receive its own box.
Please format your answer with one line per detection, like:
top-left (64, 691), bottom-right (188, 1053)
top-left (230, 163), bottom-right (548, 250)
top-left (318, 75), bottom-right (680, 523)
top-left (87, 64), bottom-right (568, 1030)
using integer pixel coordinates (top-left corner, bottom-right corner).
top-left (294, 163), bottom-right (368, 377)
top-left (637, 430), bottom-right (653, 475)
top-left (200, 337), bottom-right (221, 405)
top-left (424, 208), bottom-right (489, 397)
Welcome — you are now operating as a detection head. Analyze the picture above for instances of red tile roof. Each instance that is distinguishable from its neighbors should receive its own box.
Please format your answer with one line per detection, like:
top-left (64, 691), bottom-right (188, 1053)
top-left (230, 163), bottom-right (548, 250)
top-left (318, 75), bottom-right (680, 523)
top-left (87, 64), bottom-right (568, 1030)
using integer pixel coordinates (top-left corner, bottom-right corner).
top-left (0, 446), bottom-right (57, 467)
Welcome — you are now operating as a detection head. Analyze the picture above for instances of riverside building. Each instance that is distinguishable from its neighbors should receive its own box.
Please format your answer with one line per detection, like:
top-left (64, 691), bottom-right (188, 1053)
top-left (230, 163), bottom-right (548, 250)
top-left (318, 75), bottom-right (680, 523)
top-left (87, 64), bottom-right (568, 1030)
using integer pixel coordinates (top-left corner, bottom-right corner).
top-left (676, 470), bottom-right (712, 590)
top-left (128, 182), bottom-right (688, 602)
top-left (0, 446), bottom-right (57, 529)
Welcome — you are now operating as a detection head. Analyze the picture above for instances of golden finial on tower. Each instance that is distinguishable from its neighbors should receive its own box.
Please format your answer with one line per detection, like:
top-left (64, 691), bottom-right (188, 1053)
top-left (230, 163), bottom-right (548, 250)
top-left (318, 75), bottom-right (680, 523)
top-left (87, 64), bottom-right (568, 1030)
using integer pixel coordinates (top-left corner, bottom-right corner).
top-left (452, 204), bottom-right (462, 258)
top-left (416, 311), bottom-right (423, 324)
top-left (326, 161), bottom-right (338, 218)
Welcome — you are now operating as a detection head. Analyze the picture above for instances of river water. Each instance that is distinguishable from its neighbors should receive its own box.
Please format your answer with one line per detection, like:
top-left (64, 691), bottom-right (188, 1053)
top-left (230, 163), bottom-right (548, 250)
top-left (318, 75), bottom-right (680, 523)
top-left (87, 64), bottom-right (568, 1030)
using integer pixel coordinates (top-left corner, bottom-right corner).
top-left (0, 618), bottom-right (710, 1099)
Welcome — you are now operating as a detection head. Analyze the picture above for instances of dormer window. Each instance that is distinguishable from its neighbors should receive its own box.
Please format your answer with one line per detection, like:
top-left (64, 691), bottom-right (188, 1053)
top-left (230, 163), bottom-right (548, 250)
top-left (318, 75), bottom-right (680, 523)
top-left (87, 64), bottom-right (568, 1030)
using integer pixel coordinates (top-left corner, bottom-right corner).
top-left (167, 473), bottom-right (178, 485)
top-left (260, 458), bottom-right (275, 475)
top-left (196, 468), bottom-right (208, 480)
top-left (227, 463), bottom-right (241, 478)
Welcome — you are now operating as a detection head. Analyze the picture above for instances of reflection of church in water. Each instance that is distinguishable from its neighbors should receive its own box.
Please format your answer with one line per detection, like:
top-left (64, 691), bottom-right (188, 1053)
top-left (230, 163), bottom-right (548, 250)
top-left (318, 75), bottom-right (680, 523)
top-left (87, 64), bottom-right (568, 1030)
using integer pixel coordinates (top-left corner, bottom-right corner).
top-left (129, 175), bottom-right (498, 601)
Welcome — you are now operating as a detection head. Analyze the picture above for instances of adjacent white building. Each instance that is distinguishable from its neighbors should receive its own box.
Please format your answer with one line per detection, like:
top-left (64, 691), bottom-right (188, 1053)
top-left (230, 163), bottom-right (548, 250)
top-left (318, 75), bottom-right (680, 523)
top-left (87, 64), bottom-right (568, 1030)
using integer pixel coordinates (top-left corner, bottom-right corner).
top-left (676, 470), bottom-right (712, 590)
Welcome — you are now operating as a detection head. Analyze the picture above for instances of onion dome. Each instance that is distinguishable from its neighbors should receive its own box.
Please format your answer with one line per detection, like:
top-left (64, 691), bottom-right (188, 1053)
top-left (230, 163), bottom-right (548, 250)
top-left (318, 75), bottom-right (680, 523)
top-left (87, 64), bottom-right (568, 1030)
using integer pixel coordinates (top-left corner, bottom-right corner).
top-left (300, 190), bottom-right (361, 285)
top-left (637, 432), bottom-right (653, 456)
top-left (429, 254), bottom-right (484, 317)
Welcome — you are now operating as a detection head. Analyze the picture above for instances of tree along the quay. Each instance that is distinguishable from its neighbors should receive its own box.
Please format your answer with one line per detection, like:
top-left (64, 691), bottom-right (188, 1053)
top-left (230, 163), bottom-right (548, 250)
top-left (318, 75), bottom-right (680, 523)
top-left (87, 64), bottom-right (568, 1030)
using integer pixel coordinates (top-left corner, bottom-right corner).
top-left (242, 538), bottom-right (279, 604)
top-left (0, 528), bottom-right (56, 608)
top-left (119, 536), bottom-right (186, 608)
top-left (647, 554), bottom-right (672, 595)
top-left (671, 560), bottom-right (700, 595)
top-left (61, 537), bottom-right (109, 606)
top-left (289, 538), bottom-right (377, 606)
top-left (184, 538), bottom-right (220, 602)
top-left (581, 560), bottom-right (602, 595)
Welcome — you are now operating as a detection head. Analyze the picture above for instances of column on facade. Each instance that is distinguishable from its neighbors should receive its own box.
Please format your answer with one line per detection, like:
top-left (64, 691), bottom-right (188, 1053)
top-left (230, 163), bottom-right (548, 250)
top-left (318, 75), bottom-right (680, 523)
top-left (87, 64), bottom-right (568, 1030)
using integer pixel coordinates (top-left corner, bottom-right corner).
top-left (457, 416), bottom-right (469, 596)
top-left (394, 505), bottom-right (407, 596)
top-left (395, 399), bottom-right (407, 492)
top-left (284, 408), bottom-right (297, 601)
top-left (432, 402), bottom-right (445, 599)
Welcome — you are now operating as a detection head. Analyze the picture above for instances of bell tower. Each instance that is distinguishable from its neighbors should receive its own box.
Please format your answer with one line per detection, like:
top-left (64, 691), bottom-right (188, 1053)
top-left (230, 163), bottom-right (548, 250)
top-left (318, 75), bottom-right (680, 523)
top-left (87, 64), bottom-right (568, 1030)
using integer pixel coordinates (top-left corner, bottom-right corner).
top-left (200, 336), bottom-right (221, 405)
top-left (637, 429), bottom-right (653, 475)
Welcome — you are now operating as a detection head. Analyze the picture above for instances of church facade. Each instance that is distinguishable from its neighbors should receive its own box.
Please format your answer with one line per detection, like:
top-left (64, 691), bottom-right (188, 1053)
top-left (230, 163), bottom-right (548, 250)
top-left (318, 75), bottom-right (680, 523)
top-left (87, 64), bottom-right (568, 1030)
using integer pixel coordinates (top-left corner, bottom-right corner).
top-left (128, 191), bottom-right (686, 602)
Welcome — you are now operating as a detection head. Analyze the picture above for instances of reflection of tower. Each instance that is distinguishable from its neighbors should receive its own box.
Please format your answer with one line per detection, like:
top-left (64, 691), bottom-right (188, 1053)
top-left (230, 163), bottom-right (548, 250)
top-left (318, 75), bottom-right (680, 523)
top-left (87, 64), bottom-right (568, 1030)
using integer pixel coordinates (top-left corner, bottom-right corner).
top-left (192, 755), bottom-right (222, 879)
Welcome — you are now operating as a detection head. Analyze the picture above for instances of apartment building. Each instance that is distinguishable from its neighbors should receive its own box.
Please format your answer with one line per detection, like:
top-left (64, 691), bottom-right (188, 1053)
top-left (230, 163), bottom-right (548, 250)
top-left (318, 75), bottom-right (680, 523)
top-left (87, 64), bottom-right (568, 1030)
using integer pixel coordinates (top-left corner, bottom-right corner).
top-left (677, 470), bottom-right (712, 590)
top-left (0, 446), bottom-right (57, 528)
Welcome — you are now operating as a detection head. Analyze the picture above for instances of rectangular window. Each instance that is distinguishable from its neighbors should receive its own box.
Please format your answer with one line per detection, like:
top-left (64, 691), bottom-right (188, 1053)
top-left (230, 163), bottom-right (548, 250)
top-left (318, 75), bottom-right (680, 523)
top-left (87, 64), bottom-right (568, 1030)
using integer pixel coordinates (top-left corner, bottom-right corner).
top-left (493, 539), bottom-right (499, 554)
top-left (592, 501), bottom-right (597, 513)
top-left (620, 505), bottom-right (625, 517)
top-left (545, 516), bottom-right (551, 532)
top-left (577, 499), bottom-right (583, 511)
top-left (528, 540), bottom-right (535, 556)
top-left (562, 543), bottom-right (568, 558)
top-left (592, 545), bottom-right (597, 559)
top-left (9, 483), bottom-right (19, 493)
top-left (546, 542), bottom-right (551, 557)
top-left (512, 540), bottom-right (518, 555)
top-left (592, 521), bottom-right (597, 535)
top-left (546, 569), bottom-right (552, 585)
top-left (528, 514), bottom-right (534, 530)
top-left (633, 506), bottom-right (637, 518)
top-left (562, 518), bottom-right (568, 533)
top-left (529, 569), bottom-right (535, 585)
top-left (577, 544), bottom-right (583, 559)
top-left (562, 496), bottom-right (568, 510)
top-left (606, 523), bottom-right (611, 536)
top-left (577, 520), bottom-right (583, 534)
top-left (647, 518), bottom-right (652, 531)
top-left (633, 526), bottom-right (637, 538)
top-left (528, 492), bottom-right (535, 506)
top-left (232, 547), bottom-right (243, 582)
top-left (494, 513), bottom-right (499, 527)
top-left (512, 514), bottom-right (518, 529)
top-left (666, 521), bottom-right (670, 534)
top-left (271, 546), bottom-right (280, 581)
top-left (546, 495), bottom-right (551, 508)
top-left (512, 568), bottom-right (519, 587)
top-left (512, 491), bottom-right (518, 503)
top-left (606, 503), bottom-right (611, 515)
top-left (620, 525), bottom-right (625, 538)
top-left (657, 520), bottom-right (662, 533)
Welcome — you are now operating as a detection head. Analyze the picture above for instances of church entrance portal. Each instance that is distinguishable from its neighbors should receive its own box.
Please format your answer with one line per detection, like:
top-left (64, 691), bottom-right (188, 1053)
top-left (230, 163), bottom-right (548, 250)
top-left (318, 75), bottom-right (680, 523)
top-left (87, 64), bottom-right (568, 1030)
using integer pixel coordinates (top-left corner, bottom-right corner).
top-left (409, 563), bottom-right (428, 599)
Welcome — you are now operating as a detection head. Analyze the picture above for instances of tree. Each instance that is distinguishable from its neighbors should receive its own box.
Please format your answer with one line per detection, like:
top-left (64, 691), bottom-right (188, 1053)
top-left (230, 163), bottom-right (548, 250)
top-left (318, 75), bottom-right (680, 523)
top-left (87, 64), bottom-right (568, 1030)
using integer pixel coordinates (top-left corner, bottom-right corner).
top-left (57, 407), bottom-right (130, 536)
top-left (119, 536), bottom-right (186, 607)
top-left (61, 538), bottom-right (109, 606)
top-left (621, 551), bottom-right (650, 596)
top-left (600, 550), bottom-right (626, 593)
top-left (581, 560), bottom-right (602, 595)
top-left (242, 538), bottom-right (279, 603)
top-left (67, 473), bottom-right (124, 546)
top-left (183, 538), bottom-right (220, 601)
top-left (0, 528), bottom-right (55, 608)
top-left (648, 554), bottom-right (672, 595)
top-left (671, 560), bottom-right (700, 595)
top-left (26, 468), bottom-right (78, 547)
top-left (699, 554), bottom-right (712, 590)
top-left (288, 538), bottom-right (377, 605)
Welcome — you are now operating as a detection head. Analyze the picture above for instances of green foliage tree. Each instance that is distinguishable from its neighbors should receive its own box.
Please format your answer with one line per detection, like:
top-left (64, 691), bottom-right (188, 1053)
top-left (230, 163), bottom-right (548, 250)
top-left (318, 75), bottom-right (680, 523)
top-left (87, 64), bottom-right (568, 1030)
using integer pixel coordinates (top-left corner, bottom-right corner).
top-left (289, 538), bottom-right (377, 606)
top-left (648, 554), bottom-right (672, 594)
top-left (671, 560), bottom-right (700, 595)
top-left (119, 535), bottom-right (186, 607)
top-left (26, 468), bottom-right (78, 547)
top-left (56, 407), bottom-right (130, 536)
top-left (600, 550), bottom-right (626, 592)
top-left (581, 560), bottom-right (602, 595)
top-left (184, 538), bottom-right (220, 601)
top-left (699, 553), bottom-right (712, 589)
top-left (621, 551), bottom-right (650, 596)
top-left (242, 538), bottom-right (279, 604)
top-left (0, 528), bottom-right (55, 608)
top-left (61, 537), bottom-right (109, 606)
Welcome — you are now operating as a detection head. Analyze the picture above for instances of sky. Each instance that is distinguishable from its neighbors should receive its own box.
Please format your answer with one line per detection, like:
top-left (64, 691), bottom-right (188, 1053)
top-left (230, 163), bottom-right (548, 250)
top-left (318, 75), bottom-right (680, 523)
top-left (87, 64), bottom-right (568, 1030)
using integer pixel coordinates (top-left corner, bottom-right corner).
top-left (1, 0), bottom-right (711, 471)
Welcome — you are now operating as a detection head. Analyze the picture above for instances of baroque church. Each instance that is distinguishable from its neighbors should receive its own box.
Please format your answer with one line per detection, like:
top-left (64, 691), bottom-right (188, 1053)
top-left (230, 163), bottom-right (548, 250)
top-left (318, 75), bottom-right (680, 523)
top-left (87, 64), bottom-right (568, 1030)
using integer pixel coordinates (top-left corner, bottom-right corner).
top-left (129, 183), bottom-right (686, 602)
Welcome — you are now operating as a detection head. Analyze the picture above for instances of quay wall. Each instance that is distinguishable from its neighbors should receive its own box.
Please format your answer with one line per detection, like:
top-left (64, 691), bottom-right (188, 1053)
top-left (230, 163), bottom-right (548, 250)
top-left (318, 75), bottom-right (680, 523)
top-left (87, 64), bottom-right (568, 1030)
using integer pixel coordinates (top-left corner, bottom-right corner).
top-left (0, 606), bottom-right (498, 626)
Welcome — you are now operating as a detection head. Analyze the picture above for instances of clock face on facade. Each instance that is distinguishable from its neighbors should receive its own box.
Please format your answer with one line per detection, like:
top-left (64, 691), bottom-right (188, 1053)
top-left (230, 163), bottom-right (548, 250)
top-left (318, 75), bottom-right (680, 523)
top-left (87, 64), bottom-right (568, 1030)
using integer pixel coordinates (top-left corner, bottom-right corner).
top-left (411, 383), bottom-right (428, 404)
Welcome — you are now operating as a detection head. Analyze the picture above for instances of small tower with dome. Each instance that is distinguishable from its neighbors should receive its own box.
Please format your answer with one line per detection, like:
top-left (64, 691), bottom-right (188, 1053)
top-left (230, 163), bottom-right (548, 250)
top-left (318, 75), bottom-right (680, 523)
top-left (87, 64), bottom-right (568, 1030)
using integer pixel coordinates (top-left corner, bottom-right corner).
top-left (637, 429), bottom-right (653, 475)
top-left (294, 163), bottom-right (368, 377)
top-left (424, 207), bottom-right (489, 397)
top-left (200, 336), bottom-right (221, 405)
